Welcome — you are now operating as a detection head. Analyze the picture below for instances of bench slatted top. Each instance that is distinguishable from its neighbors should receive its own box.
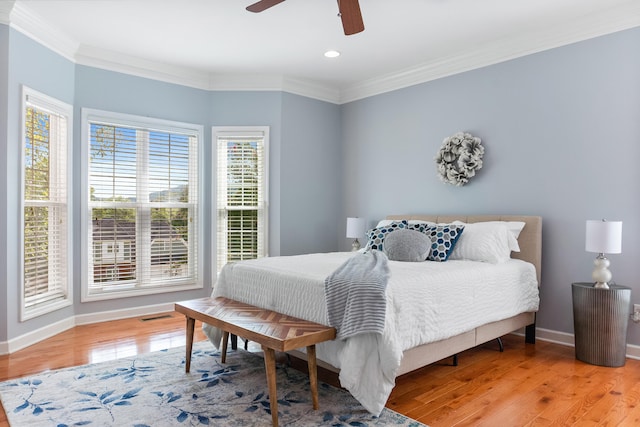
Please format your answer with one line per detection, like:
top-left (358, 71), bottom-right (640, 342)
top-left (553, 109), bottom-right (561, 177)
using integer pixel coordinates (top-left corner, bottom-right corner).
top-left (175, 297), bottom-right (336, 351)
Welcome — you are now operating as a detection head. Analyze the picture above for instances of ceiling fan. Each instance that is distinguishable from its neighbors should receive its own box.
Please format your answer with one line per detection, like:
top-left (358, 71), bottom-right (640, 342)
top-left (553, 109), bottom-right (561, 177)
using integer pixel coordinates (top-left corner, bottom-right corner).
top-left (246, 0), bottom-right (365, 36)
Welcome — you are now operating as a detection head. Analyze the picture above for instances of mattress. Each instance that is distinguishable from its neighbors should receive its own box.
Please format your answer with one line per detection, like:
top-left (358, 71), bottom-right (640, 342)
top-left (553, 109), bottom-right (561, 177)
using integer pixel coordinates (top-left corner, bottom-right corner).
top-left (203, 251), bottom-right (539, 415)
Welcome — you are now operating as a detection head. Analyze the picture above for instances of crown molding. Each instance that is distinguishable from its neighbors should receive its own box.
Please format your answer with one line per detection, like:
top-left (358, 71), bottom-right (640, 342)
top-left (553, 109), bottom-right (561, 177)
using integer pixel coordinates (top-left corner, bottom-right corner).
top-left (75, 47), bottom-right (342, 103)
top-left (7, 1), bottom-right (640, 105)
top-left (75, 45), bottom-right (212, 91)
top-left (339, 3), bottom-right (640, 104)
top-left (0, 1), bottom-right (15, 25)
top-left (207, 73), bottom-right (341, 104)
top-left (281, 77), bottom-right (341, 104)
top-left (8, 1), bottom-right (78, 62)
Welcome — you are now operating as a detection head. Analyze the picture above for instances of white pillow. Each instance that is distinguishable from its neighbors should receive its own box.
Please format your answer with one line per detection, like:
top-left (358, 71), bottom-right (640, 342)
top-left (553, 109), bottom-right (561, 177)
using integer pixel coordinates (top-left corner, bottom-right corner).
top-left (449, 221), bottom-right (521, 263)
top-left (479, 221), bottom-right (526, 239)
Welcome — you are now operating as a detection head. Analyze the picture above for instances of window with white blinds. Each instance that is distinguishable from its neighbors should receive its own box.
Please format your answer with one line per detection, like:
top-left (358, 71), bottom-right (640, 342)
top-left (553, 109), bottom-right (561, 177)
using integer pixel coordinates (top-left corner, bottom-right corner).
top-left (82, 109), bottom-right (202, 300)
top-left (214, 127), bottom-right (269, 274)
top-left (21, 86), bottom-right (73, 320)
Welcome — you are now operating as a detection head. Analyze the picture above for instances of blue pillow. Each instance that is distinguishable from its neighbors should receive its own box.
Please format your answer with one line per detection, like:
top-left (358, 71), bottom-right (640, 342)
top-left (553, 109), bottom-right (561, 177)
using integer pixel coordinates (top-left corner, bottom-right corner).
top-left (407, 221), bottom-right (433, 233)
top-left (365, 220), bottom-right (409, 252)
top-left (423, 224), bottom-right (465, 261)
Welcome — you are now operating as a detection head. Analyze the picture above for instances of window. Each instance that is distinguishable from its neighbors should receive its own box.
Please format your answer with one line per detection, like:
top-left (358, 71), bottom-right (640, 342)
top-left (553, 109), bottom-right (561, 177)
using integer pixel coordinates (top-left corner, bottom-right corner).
top-left (81, 109), bottom-right (203, 301)
top-left (21, 86), bottom-right (73, 320)
top-left (214, 127), bottom-right (269, 274)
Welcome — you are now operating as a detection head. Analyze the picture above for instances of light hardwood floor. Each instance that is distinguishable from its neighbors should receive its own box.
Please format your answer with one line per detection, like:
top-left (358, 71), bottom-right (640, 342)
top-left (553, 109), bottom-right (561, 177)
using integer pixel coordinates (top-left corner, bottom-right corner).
top-left (1, 313), bottom-right (639, 426)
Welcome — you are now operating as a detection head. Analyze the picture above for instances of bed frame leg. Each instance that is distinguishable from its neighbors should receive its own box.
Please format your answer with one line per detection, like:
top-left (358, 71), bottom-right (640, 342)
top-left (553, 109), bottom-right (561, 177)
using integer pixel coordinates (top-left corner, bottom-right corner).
top-left (452, 354), bottom-right (458, 366)
top-left (230, 334), bottom-right (249, 350)
top-left (525, 322), bottom-right (536, 344)
top-left (496, 337), bottom-right (504, 352)
top-left (230, 334), bottom-right (238, 350)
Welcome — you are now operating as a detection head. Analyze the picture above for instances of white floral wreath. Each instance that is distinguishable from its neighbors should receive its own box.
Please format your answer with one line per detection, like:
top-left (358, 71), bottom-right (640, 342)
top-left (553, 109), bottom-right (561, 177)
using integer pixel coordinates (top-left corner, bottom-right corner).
top-left (434, 131), bottom-right (484, 186)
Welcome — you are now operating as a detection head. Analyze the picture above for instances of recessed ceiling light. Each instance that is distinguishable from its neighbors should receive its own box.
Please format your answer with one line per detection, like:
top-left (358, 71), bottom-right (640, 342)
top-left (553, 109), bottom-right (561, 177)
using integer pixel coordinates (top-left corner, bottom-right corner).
top-left (324, 50), bottom-right (340, 58)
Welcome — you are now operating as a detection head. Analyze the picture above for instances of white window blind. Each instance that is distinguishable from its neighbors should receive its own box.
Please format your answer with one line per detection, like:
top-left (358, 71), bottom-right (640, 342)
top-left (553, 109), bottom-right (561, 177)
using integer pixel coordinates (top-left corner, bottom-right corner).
top-left (21, 86), bottom-right (73, 319)
top-left (215, 128), bottom-right (268, 274)
top-left (84, 110), bottom-right (201, 299)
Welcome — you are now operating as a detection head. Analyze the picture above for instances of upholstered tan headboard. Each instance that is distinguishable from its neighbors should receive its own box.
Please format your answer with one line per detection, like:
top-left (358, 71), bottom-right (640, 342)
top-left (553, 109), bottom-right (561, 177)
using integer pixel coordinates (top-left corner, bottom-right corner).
top-left (386, 215), bottom-right (542, 285)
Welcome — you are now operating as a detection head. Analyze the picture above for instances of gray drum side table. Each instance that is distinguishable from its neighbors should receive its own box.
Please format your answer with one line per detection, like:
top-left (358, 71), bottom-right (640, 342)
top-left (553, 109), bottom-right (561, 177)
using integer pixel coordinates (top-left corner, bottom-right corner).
top-left (572, 282), bottom-right (631, 367)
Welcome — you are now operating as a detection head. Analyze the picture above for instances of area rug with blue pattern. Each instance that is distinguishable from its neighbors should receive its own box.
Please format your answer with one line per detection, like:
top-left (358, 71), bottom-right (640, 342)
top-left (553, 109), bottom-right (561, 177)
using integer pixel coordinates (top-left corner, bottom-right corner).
top-left (0, 341), bottom-right (426, 426)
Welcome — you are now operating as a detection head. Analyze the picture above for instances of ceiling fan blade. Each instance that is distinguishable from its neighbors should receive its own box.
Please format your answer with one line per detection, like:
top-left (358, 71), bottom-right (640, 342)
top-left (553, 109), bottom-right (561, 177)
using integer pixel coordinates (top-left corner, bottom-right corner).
top-left (246, 0), bottom-right (286, 13)
top-left (339, 0), bottom-right (364, 35)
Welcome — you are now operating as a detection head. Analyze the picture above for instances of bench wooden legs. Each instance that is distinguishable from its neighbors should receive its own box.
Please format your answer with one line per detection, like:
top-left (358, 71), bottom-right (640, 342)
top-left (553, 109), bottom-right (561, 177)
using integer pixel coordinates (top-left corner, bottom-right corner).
top-left (184, 316), bottom-right (229, 372)
top-left (180, 313), bottom-right (323, 427)
top-left (185, 316), bottom-right (195, 373)
top-left (306, 345), bottom-right (319, 410)
top-left (260, 344), bottom-right (320, 426)
top-left (221, 331), bottom-right (229, 363)
top-left (262, 346), bottom-right (279, 426)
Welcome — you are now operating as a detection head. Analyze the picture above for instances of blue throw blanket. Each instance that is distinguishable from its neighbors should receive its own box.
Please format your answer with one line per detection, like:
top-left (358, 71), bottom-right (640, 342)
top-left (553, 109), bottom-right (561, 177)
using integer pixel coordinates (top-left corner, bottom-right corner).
top-left (324, 250), bottom-right (390, 339)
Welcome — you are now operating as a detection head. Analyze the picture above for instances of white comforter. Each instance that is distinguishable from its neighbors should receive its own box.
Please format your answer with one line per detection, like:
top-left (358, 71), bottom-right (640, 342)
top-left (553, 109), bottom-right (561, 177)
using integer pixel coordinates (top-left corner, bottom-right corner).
top-left (203, 252), bottom-right (539, 415)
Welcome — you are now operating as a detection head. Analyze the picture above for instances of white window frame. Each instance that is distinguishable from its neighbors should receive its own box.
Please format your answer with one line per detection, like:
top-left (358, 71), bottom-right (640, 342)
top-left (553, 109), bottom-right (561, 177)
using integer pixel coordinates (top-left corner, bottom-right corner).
top-left (213, 126), bottom-right (269, 275)
top-left (20, 86), bottom-right (73, 321)
top-left (81, 109), bottom-right (204, 302)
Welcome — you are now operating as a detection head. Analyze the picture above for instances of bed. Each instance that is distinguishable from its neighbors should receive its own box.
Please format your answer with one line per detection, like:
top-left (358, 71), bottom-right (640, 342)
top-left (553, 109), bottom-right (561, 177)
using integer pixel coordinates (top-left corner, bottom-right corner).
top-left (203, 214), bottom-right (541, 415)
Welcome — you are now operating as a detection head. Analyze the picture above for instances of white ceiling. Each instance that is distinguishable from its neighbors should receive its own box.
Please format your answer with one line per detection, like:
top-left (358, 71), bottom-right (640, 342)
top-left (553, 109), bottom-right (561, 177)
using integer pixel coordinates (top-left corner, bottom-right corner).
top-left (3, 0), bottom-right (640, 103)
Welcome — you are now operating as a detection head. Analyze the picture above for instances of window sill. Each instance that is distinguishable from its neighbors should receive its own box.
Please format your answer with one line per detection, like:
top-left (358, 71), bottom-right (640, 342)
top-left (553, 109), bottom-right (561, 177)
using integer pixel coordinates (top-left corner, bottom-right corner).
top-left (81, 281), bottom-right (203, 303)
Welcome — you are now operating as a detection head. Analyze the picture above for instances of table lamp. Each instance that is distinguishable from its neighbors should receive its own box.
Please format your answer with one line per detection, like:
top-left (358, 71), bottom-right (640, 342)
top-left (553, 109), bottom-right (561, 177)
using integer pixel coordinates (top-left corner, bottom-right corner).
top-left (585, 219), bottom-right (622, 289)
top-left (346, 217), bottom-right (366, 251)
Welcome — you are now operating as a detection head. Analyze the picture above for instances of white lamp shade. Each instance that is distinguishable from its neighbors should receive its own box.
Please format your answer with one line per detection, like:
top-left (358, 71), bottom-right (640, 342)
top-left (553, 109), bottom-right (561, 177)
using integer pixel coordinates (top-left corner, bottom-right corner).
top-left (585, 220), bottom-right (622, 254)
top-left (346, 217), bottom-right (366, 238)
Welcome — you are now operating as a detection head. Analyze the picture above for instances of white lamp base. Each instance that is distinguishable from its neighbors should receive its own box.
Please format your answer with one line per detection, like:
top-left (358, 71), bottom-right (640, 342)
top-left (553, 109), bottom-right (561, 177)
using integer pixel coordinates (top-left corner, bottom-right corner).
top-left (351, 238), bottom-right (361, 252)
top-left (592, 254), bottom-right (612, 289)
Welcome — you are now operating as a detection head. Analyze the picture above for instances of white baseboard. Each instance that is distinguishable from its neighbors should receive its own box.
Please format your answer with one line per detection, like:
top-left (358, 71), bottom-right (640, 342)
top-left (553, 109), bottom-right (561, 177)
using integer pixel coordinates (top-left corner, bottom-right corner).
top-left (1, 316), bottom-right (76, 355)
top-left (519, 327), bottom-right (640, 361)
top-left (0, 303), bottom-right (175, 355)
top-left (535, 327), bottom-right (575, 347)
top-left (627, 344), bottom-right (640, 360)
top-left (74, 303), bottom-right (175, 326)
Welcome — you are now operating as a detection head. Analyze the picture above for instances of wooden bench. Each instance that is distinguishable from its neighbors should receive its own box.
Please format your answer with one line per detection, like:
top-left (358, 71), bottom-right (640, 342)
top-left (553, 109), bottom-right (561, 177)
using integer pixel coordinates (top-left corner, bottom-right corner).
top-left (175, 297), bottom-right (336, 426)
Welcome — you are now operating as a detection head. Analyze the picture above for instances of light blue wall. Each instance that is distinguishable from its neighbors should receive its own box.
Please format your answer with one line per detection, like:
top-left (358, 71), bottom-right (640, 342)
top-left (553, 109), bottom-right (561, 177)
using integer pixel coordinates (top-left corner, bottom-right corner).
top-left (280, 92), bottom-right (342, 255)
top-left (5, 28), bottom-right (76, 338)
top-left (0, 24), bottom-right (9, 342)
top-left (341, 27), bottom-right (640, 345)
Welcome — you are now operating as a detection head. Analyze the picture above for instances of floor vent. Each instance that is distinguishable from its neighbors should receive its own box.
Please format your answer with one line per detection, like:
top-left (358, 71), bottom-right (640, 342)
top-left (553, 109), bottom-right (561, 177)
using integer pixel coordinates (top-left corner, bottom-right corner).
top-left (140, 314), bottom-right (173, 322)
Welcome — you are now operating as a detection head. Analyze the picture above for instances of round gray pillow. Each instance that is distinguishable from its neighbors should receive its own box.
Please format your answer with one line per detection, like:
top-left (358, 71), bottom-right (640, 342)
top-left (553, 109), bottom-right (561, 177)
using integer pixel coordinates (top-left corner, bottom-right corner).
top-left (383, 229), bottom-right (431, 262)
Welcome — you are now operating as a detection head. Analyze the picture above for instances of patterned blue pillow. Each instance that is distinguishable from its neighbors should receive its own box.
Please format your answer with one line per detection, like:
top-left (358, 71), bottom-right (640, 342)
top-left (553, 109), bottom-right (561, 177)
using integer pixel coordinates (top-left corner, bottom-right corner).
top-left (365, 220), bottom-right (409, 252)
top-left (407, 221), bottom-right (433, 233)
top-left (423, 224), bottom-right (465, 261)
